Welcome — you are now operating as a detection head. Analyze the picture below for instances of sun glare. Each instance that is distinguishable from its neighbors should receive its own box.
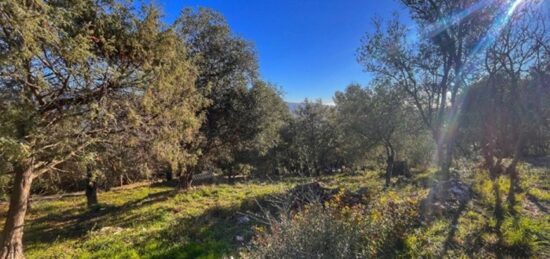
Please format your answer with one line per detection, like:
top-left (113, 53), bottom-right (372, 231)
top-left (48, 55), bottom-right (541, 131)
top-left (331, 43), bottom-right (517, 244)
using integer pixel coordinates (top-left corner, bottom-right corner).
top-left (431, 0), bottom-right (532, 169)
top-left (507, 0), bottom-right (526, 16)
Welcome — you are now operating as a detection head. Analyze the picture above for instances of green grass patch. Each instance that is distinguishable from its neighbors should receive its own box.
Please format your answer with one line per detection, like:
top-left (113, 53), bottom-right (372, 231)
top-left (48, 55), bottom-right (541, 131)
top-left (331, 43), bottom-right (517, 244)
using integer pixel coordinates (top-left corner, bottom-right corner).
top-left (0, 164), bottom-right (547, 258)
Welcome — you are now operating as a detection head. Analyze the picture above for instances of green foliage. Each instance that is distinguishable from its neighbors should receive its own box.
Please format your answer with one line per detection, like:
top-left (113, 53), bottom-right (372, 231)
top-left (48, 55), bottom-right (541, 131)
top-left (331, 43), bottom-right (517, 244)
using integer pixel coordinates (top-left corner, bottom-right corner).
top-left (334, 83), bottom-right (429, 168)
top-left (264, 100), bottom-right (346, 177)
top-left (501, 216), bottom-right (550, 254)
top-left (247, 188), bottom-right (419, 258)
top-left (0, 3), bottom-right (206, 256)
top-left (173, 8), bottom-right (289, 178)
top-left (232, 164), bottom-right (254, 177)
top-left (459, 71), bottom-right (550, 162)
top-left (14, 181), bottom-right (289, 258)
top-left (0, 164), bottom-right (545, 258)
top-left (401, 133), bottom-right (435, 169)
top-left (244, 81), bottom-right (290, 156)
top-left (472, 171), bottom-right (510, 206)
top-left (0, 174), bottom-right (10, 201)
top-left (364, 190), bottom-right (420, 256)
top-left (247, 203), bottom-right (370, 259)
top-left (404, 219), bottom-right (450, 258)
top-left (0, 1), bottom-right (548, 258)
top-left (0, 0), bottom-right (204, 174)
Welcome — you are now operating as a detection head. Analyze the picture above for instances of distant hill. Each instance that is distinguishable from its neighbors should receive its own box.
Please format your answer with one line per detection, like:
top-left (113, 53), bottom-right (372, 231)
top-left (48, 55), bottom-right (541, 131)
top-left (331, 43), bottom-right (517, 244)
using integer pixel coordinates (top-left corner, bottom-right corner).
top-left (286, 102), bottom-right (304, 113)
top-left (286, 102), bottom-right (334, 115)
top-left (286, 102), bottom-right (305, 114)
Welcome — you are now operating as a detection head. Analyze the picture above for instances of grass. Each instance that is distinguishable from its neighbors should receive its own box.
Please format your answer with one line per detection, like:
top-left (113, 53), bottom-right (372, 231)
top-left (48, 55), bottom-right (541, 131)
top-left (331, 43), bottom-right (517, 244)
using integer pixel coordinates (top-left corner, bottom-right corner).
top-left (8, 182), bottom-right (291, 258)
top-left (0, 165), bottom-right (548, 258)
top-left (401, 163), bottom-right (550, 258)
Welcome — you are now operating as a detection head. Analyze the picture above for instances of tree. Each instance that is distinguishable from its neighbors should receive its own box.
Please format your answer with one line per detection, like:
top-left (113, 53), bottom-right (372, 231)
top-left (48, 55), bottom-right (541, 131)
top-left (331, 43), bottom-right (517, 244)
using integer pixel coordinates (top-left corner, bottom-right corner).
top-left (358, 0), bottom-right (502, 177)
top-left (459, 4), bottom-right (550, 214)
top-left (335, 84), bottom-right (423, 186)
top-left (483, 4), bottom-right (549, 208)
top-left (270, 100), bottom-right (344, 177)
top-left (0, 2), bottom-right (203, 257)
top-left (245, 81), bottom-right (290, 157)
top-left (231, 81), bottom-right (291, 177)
top-left (175, 8), bottom-right (260, 186)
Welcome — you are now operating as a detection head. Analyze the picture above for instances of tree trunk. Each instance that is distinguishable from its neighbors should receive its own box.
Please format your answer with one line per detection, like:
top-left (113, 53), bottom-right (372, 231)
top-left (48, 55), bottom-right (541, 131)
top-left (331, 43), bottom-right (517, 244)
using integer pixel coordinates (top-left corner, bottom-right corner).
top-left (85, 170), bottom-right (98, 209)
top-left (435, 131), bottom-right (451, 179)
top-left (444, 135), bottom-right (455, 175)
top-left (435, 66), bottom-right (450, 179)
top-left (385, 144), bottom-right (395, 187)
top-left (85, 184), bottom-right (98, 208)
top-left (506, 137), bottom-right (523, 212)
top-left (85, 166), bottom-right (98, 208)
top-left (228, 169), bottom-right (236, 184)
top-left (506, 163), bottom-right (519, 215)
top-left (179, 173), bottom-right (193, 189)
top-left (492, 177), bottom-right (504, 229)
top-left (165, 167), bottom-right (173, 182)
top-left (1, 161), bottom-right (34, 259)
top-left (437, 141), bottom-right (453, 180)
top-left (178, 164), bottom-right (193, 189)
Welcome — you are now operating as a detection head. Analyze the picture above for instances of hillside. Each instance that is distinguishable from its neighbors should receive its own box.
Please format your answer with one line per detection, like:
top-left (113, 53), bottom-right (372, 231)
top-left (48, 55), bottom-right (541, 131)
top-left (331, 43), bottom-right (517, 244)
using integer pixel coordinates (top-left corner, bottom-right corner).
top-left (2, 162), bottom-right (548, 258)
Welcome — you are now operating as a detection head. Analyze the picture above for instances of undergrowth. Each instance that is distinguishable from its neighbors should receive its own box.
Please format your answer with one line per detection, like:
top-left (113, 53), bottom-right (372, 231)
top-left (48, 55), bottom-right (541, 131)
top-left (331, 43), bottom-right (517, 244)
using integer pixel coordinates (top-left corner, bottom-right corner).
top-left (0, 164), bottom-right (547, 258)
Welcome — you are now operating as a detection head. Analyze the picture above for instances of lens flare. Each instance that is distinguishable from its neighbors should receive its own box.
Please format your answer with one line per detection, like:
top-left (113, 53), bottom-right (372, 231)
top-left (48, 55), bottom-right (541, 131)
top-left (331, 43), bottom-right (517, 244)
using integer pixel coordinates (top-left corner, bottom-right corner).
top-left (508, 0), bottom-right (526, 15)
top-left (423, 0), bottom-right (493, 39)
top-left (427, 0), bottom-right (529, 169)
top-left (469, 0), bottom-right (526, 61)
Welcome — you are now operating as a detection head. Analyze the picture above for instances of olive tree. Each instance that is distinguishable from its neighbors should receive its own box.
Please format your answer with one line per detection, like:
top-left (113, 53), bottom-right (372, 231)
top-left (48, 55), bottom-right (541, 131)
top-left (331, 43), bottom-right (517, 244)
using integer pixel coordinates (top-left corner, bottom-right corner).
top-left (335, 84), bottom-right (423, 186)
top-left (459, 4), bottom-right (549, 215)
top-left (358, 0), bottom-right (502, 178)
top-left (269, 100), bottom-right (345, 177)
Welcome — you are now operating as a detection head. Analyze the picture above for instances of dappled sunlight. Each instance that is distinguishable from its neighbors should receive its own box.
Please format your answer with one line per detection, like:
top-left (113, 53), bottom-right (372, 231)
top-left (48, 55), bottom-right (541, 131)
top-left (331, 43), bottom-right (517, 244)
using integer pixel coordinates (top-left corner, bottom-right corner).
top-left (0, 0), bottom-right (548, 258)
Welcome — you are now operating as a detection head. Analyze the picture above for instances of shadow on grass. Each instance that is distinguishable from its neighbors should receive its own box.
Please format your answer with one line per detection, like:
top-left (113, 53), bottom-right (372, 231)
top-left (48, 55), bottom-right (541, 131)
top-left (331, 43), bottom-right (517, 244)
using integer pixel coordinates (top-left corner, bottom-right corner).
top-left (526, 193), bottom-right (549, 214)
top-left (25, 179), bottom-right (290, 258)
top-left (25, 188), bottom-right (179, 245)
top-left (441, 197), bottom-right (472, 256)
top-left (443, 179), bottom-right (537, 259)
top-left (143, 192), bottom-right (282, 259)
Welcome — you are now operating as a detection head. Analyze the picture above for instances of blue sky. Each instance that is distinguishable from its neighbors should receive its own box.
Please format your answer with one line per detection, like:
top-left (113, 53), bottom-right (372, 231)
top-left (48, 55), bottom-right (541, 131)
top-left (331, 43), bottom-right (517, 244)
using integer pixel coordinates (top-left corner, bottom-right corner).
top-left (152, 0), bottom-right (411, 104)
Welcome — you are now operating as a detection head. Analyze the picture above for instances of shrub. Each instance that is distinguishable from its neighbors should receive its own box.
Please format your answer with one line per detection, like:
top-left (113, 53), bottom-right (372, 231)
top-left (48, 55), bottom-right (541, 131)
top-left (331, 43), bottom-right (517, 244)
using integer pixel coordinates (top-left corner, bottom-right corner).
top-left (365, 191), bottom-right (419, 256)
top-left (246, 190), bottom-right (419, 258)
top-left (246, 203), bottom-right (369, 258)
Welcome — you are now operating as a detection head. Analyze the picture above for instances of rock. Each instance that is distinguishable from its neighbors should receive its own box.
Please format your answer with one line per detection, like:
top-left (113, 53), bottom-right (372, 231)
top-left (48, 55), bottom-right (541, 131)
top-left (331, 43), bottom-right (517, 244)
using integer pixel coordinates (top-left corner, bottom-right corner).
top-left (237, 215), bottom-right (251, 224)
top-left (420, 179), bottom-right (472, 221)
top-left (288, 182), bottom-right (368, 210)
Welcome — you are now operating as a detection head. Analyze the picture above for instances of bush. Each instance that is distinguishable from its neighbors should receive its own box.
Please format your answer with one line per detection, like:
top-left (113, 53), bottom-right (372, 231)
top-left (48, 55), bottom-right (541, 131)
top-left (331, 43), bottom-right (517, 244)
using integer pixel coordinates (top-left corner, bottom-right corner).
top-left (246, 203), bottom-right (369, 258)
top-left (364, 191), bottom-right (419, 256)
top-left (246, 190), bottom-right (419, 258)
